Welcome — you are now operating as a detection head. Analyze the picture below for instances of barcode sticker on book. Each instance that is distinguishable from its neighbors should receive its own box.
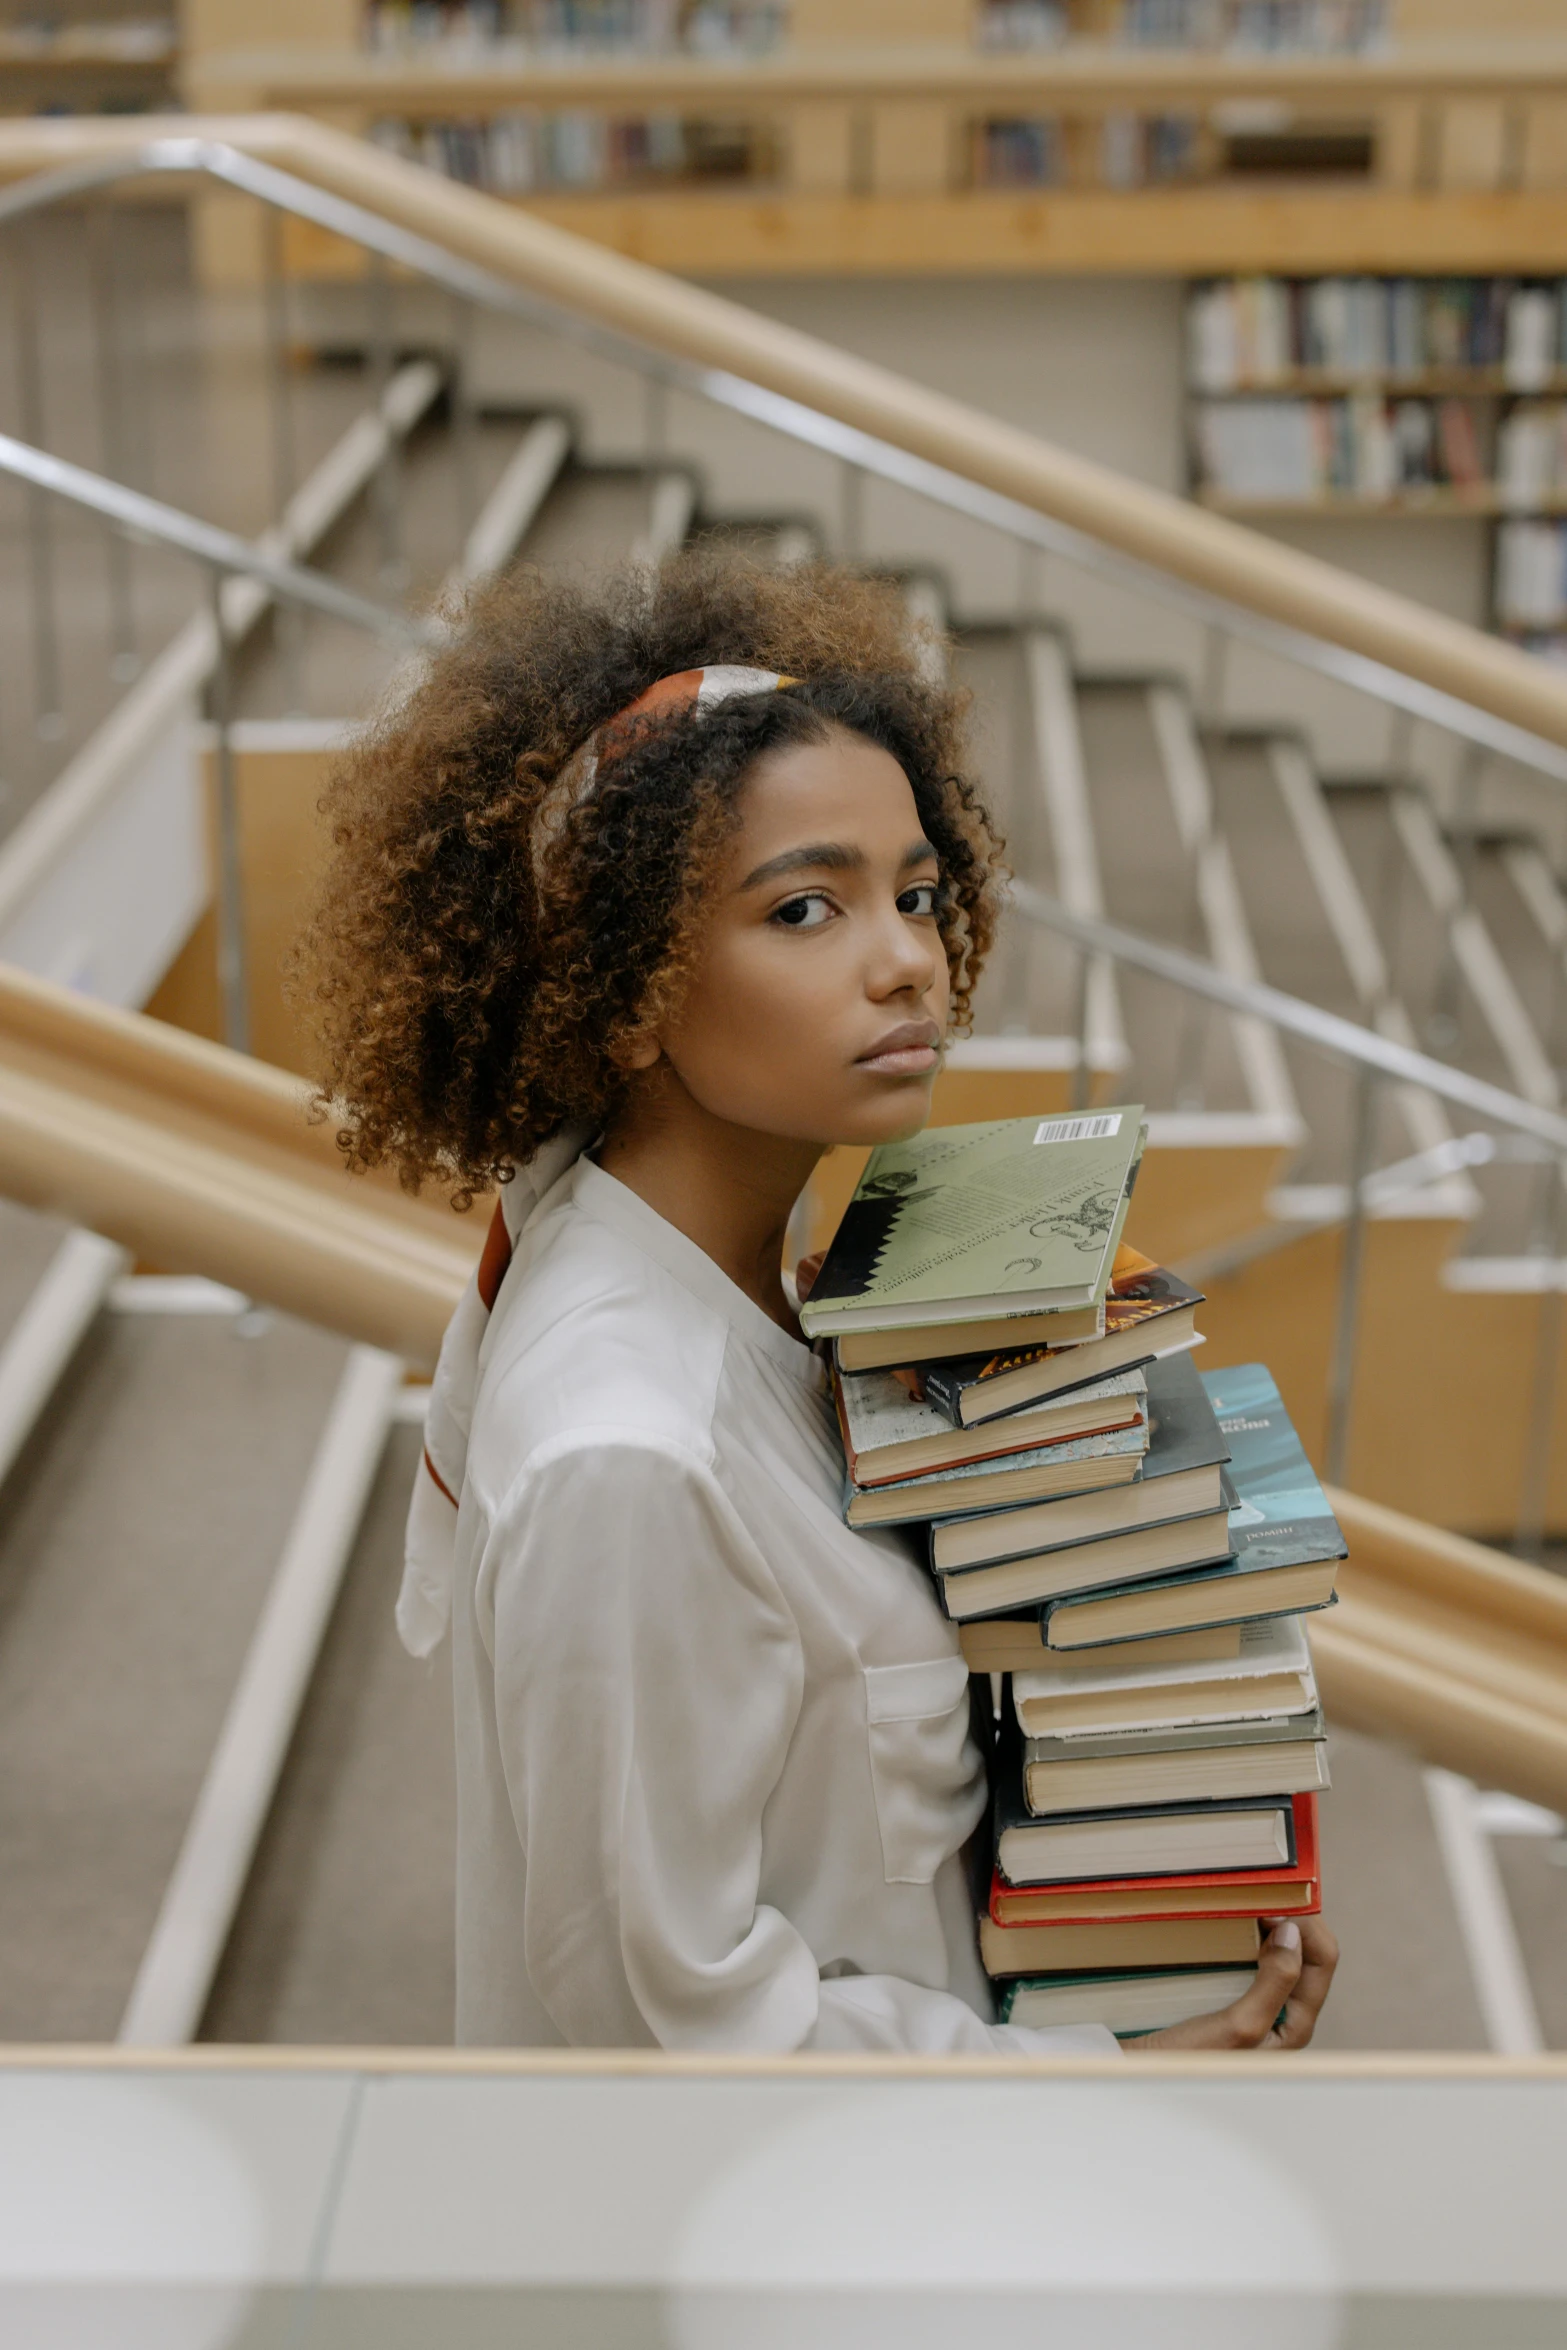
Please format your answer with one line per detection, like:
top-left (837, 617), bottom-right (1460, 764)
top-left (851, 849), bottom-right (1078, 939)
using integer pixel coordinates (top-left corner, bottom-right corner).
top-left (1033, 1113), bottom-right (1123, 1145)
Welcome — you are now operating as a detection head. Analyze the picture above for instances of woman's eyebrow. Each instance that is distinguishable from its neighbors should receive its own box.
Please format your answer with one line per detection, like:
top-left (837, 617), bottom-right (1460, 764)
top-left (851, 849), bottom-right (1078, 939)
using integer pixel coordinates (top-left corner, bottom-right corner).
top-left (740, 841), bottom-right (862, 889)
top-left (739, 837), bottom-right (940, 891)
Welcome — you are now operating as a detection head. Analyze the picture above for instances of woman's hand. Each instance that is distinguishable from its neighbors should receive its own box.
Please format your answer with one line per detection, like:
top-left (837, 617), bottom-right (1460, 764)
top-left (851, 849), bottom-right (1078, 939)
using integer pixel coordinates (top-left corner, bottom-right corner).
top-left (1121, 1916), bottom-right (1339, 2053)
top-left (794, 1250), bottom-right (825, 1301)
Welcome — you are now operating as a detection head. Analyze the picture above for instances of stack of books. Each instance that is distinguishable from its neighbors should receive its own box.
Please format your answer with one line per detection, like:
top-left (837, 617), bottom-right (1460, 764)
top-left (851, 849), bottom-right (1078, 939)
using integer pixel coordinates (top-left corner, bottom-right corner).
top-left (801, 1108), bottom-right (1344, 2041)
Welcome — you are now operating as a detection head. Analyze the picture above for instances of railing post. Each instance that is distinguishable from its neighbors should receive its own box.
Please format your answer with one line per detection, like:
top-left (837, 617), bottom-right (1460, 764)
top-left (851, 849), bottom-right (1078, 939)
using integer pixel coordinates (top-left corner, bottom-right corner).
top-left (1199, 621), bottom-right (1229, 729)
top-left (263, 203), bottom-right (305, 712)
top-left (643, 369), bottom-right (668, 466)
top-left (87, 195), bottom-right (139, 685)
top-left (1325, 1060), bottom-right (1380, 1488)
top-left (1070, 945), bottom-right (1092, 1115)
top-left (208, 568), bottom-right (251, 1059)
top-left (449, 290), bottom-right (479, 547)
top-left (839, 459), bottom-right (864, 563)
top-left (1513, 1156), bottom-right (1565, 1560)
top-left (12, 221), bottom-right (64, 741)
top-left (366, 250), bottom-right (405, 589)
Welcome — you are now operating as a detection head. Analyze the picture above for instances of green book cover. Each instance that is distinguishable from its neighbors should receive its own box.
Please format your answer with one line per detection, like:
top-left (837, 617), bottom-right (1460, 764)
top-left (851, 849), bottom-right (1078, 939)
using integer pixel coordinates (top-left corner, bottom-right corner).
top-left (800, 1108), bottom-right (1147, 1338)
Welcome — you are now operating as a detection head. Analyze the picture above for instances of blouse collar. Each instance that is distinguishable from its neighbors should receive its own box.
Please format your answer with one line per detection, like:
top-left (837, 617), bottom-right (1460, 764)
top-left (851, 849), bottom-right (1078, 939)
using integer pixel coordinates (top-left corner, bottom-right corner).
top-left (573, 1157), bottom-right (824, 1388)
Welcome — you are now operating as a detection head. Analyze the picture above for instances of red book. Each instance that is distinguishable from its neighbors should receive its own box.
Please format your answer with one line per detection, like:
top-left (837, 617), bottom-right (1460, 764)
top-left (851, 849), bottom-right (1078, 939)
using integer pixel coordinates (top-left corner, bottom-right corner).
top-left (990, 1794), bottom-right (1320, 1927)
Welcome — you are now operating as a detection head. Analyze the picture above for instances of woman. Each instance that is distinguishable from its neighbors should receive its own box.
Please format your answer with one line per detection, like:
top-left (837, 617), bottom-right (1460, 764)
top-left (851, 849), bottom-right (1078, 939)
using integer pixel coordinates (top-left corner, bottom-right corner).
top-left (302, 552), bottom-right (1336, 2055)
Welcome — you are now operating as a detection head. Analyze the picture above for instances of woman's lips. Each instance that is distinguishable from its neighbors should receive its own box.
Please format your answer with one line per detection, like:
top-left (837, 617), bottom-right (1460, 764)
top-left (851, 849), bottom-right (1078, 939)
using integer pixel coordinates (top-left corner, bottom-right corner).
top-left (856, 1023), bottom-right (941, 1075)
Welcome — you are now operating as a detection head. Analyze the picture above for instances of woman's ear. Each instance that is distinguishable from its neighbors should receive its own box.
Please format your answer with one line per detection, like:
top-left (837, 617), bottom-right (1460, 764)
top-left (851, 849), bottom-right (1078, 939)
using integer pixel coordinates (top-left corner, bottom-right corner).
top-left (615, 1028), bottom-right (664, 1073)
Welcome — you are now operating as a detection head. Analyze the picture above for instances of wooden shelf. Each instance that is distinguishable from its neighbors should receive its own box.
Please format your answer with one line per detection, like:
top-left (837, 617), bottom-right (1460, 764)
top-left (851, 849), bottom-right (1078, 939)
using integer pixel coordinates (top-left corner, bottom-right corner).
top-left (1193, 370), bottom-right (1567, 398)
top-left (0, 33), bottom-right (175, 70)
top-left (1195, 485), bottom-right (1567, 517)
top-left (262, 184), bottom-right (1567, 281)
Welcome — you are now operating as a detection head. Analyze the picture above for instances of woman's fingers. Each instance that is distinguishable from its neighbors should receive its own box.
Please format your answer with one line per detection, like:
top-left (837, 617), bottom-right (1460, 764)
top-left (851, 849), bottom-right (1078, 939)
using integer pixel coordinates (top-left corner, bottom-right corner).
top-left (1266, 1916), bottom-right (1340, 2049)
top-left (1120, 1917), bottom-right (1338, 2054)
top-left (1214, 1919), bottom-right (1305, 2046)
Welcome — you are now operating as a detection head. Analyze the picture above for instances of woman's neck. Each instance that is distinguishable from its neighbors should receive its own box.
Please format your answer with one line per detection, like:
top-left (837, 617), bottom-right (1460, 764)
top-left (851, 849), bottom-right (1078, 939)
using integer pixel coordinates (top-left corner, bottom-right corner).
top-left (598, 1069), bottom-right (822, 1333)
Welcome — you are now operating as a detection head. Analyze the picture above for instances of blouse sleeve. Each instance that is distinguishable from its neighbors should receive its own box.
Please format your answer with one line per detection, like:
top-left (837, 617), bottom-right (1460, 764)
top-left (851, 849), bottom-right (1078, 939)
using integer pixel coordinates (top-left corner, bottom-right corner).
top-left (477, 1438), bottom-right (1118, 2057)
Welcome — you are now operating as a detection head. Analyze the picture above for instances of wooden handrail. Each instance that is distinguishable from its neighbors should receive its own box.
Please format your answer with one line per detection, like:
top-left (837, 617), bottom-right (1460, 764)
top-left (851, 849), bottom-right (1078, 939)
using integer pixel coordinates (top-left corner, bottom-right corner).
top-left (1, 114), bottom-right (1567, 755)
top-left (0, 963), bottom-right (477, 1369)
top-left (1, 960), bottom-right (1563, 1801)
top-left (185, 34), bottom-right (1567, 110)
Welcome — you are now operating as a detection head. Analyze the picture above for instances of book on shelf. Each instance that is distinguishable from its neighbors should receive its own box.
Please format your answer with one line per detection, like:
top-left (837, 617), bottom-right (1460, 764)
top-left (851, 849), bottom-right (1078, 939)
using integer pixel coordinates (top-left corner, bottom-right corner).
top-left (1020, 1710), bottom-right (1330, 1817)
top-left (996, 1785), bottom-right (1299, 1887)
top-left (999, 1967), bottom-right (1259, 2038)
top-left (1196, 393), bottom-right (1491, 504)
top-left (833, 1363), bottom-right (1146, 1488)
top-left (978, 1908), bottom-right (1262, 1980)
top-left (1039, 1362), bottom-right (1345, 1648)
top-left (930, 1349), bottom-right (1230, 1577)
top-left (1497, 519), bottom-right (1567, 629)
top-left (1012, 1610), bottom-right (1316, 1739)
top-left (989, 1792), bottom-right (1320, 1922)
top-left (1497, 401), bottom-right (1567, 511)
top-left (799, 1107), bottom-right (1147, 1341)
top-left (1187, 272), bottom-right (1567, 393)
top-left (844, 1418), bottom-right (1148, 1532)
top-left (919, 1255), bottom-right (1202, 1428)
top-left (959, 1617), bottom-right (1243, 1675)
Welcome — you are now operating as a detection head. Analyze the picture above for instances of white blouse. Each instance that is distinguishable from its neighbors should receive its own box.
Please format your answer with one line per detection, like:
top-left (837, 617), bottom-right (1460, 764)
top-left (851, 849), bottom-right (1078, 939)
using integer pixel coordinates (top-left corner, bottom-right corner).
top-left (435, 1151), bottom-right (1118, 2056)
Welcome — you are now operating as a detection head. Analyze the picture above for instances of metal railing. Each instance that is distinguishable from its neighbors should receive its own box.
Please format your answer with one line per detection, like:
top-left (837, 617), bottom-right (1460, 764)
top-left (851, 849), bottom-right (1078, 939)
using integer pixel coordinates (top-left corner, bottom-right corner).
top-left (0, 133), bottom-right (1565, 789)
top-left (0, 128), bottom-right (1565, 1540)
top-left (0, 428), bottom-right (432, 1052)
top-left (1013, 884), bottom-right (1567, 1552)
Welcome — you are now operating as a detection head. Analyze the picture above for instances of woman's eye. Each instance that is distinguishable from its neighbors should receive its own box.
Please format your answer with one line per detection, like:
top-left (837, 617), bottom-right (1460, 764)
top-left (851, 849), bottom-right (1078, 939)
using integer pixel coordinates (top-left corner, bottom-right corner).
top-left (772, 892), bottom-right (835, 930)
top-left (897, 882), bottom-right (941, 918)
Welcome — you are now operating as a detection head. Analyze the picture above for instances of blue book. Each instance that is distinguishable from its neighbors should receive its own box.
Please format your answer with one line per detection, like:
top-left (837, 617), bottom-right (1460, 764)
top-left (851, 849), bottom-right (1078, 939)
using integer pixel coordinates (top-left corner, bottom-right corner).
top-left (1040, 1365), bottom-right (1344, 1650)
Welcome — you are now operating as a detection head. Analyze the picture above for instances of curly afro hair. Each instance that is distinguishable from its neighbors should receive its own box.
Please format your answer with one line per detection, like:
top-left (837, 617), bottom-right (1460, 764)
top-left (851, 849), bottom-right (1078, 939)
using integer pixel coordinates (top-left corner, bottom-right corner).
top-left (294, 548), bottom-right (1005, 1201)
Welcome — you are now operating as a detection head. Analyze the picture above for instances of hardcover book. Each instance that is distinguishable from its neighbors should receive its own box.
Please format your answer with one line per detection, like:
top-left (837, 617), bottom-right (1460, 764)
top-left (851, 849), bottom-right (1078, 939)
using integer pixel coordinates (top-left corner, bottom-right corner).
top-left (998, 1968), bottom-right (1258, 2037)
top-left (935, 1504), bottom-right (1232, 1623)
top-left (800, 1108), bottom-right (1147, 1339)
top-left (995, 1784), bottom-right (1298, 1886)
top-left (979, 1909), bottom-right (1262, 1978)
top-left (930, 1351), bottom-right (1230, 1574)
top-left (1020, 1712), bottom-right (1330, 1816)
top-left (834, 1363), bottom-right (1145, 1488)
top-left (922, 1259), bottom-right (1204, 1428)
top-left (989, 1794), bottom-right (1320, 1922)
top-left (959, 1617), bottom-right (1243, 1675)
top-left (842, 1419), bottom-right (1147, 1531)
top-left (1040, 1367), bottom-right (1345, 1648)
top-left (1012, 1612), bottom-right (1317, 1739)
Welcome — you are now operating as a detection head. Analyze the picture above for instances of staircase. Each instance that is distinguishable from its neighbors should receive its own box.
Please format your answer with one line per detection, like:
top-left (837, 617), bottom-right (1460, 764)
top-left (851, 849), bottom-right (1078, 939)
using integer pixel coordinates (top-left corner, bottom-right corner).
top-left (0, 127), bottom-right (1565, 2056)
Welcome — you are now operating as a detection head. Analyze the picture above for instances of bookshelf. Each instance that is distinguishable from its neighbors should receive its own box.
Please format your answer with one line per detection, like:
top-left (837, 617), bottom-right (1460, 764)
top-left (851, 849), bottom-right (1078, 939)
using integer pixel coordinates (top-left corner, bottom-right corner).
top-left (0, 5), bottom-right (176, 114)
top-left (1183, 271), bottom-right (1567, 654)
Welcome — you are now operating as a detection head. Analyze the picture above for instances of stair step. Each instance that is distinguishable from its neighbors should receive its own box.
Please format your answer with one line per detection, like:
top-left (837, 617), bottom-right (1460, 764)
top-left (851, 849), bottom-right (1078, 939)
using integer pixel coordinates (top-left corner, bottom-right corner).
top-left (0, 1306), bottom-right (350, 2039)
top-left (1076, 679), bottom-right (1252, 1116)
top-left (200, 1423), bottom-right (452, 2047)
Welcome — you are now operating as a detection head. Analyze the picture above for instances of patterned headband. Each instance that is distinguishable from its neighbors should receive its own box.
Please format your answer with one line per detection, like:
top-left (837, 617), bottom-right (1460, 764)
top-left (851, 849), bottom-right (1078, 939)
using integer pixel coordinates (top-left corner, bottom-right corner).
top-left (531, 664), bottom-right (797, 882)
